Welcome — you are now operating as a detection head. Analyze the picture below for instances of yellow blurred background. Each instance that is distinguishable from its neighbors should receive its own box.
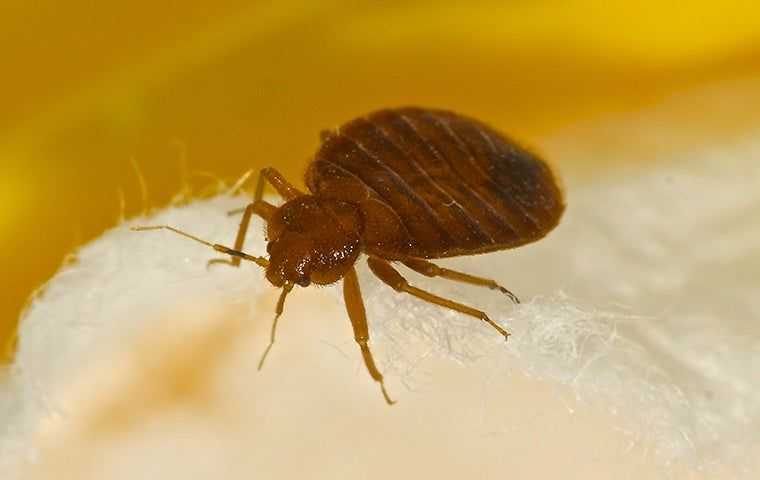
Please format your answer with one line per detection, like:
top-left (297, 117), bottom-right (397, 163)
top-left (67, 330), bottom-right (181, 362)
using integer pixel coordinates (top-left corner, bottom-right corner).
top-left (2, 0), bottom-right (760, 363)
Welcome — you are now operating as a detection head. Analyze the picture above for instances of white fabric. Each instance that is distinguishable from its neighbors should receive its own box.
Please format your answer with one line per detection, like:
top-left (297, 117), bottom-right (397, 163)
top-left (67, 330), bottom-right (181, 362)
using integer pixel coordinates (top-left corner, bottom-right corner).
top-left (2, 124), bottom-right (758, 479)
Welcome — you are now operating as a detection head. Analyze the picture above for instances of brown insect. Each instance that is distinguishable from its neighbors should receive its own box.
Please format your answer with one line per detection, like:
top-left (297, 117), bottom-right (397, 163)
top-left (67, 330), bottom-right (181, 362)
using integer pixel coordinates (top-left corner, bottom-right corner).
top-left (134, 107), bottom-right (564, 404)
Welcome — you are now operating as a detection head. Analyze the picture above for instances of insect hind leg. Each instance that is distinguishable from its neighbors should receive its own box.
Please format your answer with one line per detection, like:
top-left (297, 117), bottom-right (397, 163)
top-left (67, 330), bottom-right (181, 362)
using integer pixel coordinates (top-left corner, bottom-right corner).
top-left (367, 257), bottom-right (510, 339)
top-left (401, 258), bottom-right (520, 304)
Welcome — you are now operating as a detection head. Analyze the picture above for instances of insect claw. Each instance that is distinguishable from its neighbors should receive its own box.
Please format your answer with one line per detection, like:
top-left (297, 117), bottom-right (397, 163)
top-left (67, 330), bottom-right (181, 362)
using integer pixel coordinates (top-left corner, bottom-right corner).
top-left (380, 381), bottom-right (396, 405)
top-left (498, 286), bottom-right (520, 304)
top-left (481, 313), bottom-right (511, 339)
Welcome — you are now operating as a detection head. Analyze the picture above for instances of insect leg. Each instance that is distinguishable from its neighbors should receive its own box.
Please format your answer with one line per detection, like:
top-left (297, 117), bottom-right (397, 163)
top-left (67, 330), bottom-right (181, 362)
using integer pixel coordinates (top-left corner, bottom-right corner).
top-left (343, 266), bottom-right (395, 405)
top-left (214, 167), bottom-right (302, 266)
top-left (401, 258), bottom-right (520, 304)
top-left (254, 167), bottom-right (304, 202)
top-left (131, 225), bottom-right (269, 268)
top-left (227, 167), bottom-right (303, 215)
top-left (367, 257), bottom-right (510, 339)
top-left (214, 168), bottom-right (302, 267)
top-left (208, 200), bottom-right (276, 268)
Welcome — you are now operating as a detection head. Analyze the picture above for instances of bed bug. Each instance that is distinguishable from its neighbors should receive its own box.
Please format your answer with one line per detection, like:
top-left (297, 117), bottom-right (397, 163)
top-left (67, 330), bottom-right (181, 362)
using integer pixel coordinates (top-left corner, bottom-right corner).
top-left (133, 107), bottom-right (565, 404)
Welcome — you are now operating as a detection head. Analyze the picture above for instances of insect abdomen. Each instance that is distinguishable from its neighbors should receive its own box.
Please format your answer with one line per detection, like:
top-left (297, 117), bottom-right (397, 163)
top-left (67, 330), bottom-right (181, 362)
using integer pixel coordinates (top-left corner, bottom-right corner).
top-left (306, 107), bottom-right (564, 259)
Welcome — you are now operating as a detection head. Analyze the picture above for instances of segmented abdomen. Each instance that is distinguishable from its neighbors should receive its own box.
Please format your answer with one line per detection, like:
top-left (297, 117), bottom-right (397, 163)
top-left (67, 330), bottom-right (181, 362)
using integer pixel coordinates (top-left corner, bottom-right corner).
top-left (305, 107), bottom-right (564, 259)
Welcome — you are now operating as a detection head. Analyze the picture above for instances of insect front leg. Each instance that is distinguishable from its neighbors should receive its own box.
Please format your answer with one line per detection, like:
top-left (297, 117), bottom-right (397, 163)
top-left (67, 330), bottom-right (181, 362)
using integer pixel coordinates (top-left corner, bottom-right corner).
top-left (343, 266), bottom-right (395, 405)
top-left (211, 167), bottom-right (304, 268)
top-left (367, 257), bottom-right (510, 339)
top-left (254, 167), bottom-right (304, 202)
top-left (208, 200), bottom-right (276, 268)
top-left (402, 258), bottom-right (520, 304)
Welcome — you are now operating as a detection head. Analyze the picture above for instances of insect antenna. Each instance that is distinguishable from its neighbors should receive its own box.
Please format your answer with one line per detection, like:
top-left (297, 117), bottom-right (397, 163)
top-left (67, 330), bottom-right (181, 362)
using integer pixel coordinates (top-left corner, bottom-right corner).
top-left (131, 225), bottom-right (269, 268)
top-left (258, 282), bottom-right (294, 370)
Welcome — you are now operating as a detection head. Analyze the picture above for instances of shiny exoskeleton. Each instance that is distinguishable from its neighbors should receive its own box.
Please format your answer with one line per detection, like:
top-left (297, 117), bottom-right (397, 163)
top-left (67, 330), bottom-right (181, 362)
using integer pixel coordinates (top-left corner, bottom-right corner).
top-left (134, 107), bottom-right (565, 404)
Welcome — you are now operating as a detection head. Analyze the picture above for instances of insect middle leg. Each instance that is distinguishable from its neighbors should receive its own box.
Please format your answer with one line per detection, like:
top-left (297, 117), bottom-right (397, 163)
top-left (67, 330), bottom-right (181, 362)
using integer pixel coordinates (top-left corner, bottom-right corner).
top-left (367, 257), bottom-right (510, 339)
top-left (402, 258), bottom-right (520, 304)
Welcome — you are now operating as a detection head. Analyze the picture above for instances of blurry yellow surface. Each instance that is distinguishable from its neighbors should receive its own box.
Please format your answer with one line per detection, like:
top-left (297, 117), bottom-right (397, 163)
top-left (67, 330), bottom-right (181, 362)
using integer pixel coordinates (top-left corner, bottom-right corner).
top-left (2, 0), bottom-right (760, 362)
top-left (345, 1), bottom-right (760, 65)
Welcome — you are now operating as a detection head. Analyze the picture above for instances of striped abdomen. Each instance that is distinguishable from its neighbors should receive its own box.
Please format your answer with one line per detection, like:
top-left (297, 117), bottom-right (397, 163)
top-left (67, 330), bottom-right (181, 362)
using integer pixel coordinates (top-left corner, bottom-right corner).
top-left (305, 107), bottom-right (564, 259)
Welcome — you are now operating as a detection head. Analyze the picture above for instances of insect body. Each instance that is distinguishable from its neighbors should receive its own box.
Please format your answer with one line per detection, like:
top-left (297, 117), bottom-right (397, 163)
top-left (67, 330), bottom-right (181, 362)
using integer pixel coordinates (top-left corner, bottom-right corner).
top-left (134, 107), bottom-right (565, 404)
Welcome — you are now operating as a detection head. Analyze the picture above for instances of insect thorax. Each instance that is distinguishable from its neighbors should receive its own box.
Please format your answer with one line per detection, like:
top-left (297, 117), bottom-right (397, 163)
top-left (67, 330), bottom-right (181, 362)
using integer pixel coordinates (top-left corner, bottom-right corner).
top-left (265, 196), bottom-right (363, 287)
